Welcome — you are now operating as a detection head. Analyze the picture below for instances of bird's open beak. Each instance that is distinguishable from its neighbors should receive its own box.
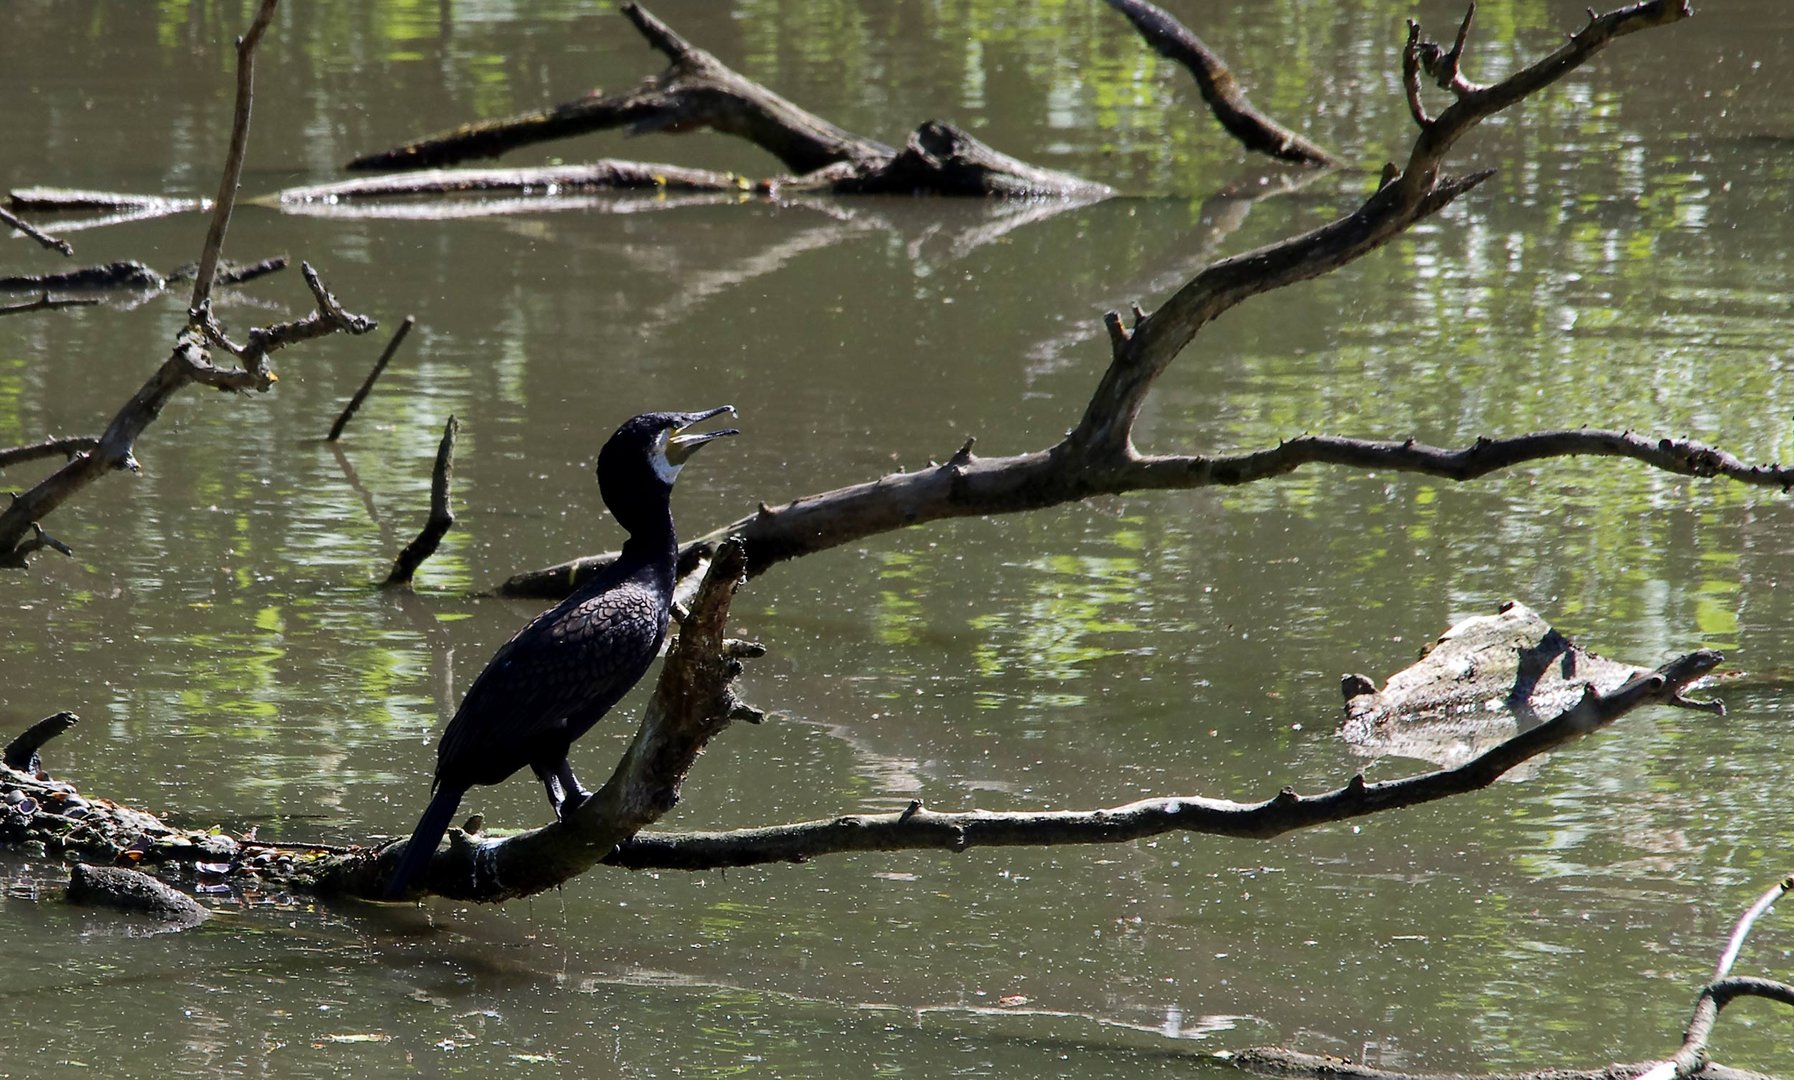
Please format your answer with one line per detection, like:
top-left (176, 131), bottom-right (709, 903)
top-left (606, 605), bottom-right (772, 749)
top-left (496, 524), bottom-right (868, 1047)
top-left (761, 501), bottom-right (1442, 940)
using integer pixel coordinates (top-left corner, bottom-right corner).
top-left (666, 405), bottom-right (739, 465)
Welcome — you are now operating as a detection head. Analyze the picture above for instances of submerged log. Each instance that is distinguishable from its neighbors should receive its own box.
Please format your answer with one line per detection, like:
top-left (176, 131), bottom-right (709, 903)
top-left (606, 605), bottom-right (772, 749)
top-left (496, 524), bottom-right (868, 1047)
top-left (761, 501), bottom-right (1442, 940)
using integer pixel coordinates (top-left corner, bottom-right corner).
top-left (7, 187), bottom-right (209, 216)
top-left (1339, 600), bottom-right (1723, 767)
top-left (347, 4), bottom-right (1106, 199)
top-left (66, 863), bottom-right (209, 927)
top-left (0, 260), bottom-right (165, 292)
top-left (276, 161), bottom-right (748, 204)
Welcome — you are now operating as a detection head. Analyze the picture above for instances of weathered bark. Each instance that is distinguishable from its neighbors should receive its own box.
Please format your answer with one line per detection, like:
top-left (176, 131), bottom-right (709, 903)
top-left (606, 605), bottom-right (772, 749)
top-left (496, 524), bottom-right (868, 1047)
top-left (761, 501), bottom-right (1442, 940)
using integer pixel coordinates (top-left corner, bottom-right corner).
top-left (0, 260), bottom-right (165, 291)
top-left (347, 1), bottom-right (1328, 190)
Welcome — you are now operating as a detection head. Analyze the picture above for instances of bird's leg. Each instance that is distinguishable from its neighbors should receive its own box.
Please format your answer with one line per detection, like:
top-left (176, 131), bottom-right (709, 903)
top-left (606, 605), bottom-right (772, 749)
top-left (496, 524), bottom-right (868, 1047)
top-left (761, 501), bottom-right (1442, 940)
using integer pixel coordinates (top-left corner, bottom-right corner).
top-left (532, 763), bottom-right (568, 818)
top-left (553, 757), bottom-right (592, 819)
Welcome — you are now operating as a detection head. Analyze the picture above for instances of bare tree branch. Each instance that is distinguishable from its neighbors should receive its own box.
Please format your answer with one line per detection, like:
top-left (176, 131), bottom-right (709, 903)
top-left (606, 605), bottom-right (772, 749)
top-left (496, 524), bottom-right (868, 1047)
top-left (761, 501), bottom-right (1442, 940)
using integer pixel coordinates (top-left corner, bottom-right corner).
top-left (0, 435), bottom-right (99, 471)
top-left (0, 0), bottom-right (376, 568)
top-left (188, 0), bottom-right (278, 316)
top-left (1103, 0), bottom-right (1338, 167)
top-left (0, 205), bottom-right (73, 256)
top-left (384, 415), bottom-right (458, 587)
top-left (500, 0), bottom-right (1719, 599)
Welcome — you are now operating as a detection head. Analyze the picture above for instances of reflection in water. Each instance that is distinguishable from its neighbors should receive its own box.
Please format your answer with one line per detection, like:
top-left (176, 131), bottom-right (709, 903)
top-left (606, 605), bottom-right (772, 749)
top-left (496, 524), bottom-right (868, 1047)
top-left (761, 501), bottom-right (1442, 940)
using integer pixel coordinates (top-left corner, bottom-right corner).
top-left (2, 1), bottom-right (1793, 1077)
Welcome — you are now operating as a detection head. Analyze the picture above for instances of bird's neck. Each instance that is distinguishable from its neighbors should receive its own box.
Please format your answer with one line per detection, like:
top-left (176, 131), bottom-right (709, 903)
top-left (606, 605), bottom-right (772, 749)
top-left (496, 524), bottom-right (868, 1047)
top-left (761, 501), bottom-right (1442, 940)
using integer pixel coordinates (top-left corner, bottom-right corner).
top-left (617, 503), bottom-right (678, 589)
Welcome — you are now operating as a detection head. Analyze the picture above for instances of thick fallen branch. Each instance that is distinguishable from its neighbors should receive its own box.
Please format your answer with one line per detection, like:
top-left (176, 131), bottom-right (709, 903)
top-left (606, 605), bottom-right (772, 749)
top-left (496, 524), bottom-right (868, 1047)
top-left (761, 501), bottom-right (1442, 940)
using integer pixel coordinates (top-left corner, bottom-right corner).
top-left (348, 3), bottom-right (891, 175)
top-left (349, 1), bottom-right (1328, 187)
top-left (601, 650), bottom-right (1719, 870)
top-left (0, 600), bottom-right (1720, 906)
top-left (1104, 0), bottom-right (1338, 168)
top-left (0, 260), bottom-right (165, 291)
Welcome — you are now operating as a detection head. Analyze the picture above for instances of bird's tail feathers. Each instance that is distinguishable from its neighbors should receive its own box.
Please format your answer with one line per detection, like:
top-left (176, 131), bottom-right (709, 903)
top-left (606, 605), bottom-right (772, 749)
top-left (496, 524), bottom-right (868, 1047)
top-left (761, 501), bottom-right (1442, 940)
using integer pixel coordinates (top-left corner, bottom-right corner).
top-left (384, 786), bottom-right (465, 900)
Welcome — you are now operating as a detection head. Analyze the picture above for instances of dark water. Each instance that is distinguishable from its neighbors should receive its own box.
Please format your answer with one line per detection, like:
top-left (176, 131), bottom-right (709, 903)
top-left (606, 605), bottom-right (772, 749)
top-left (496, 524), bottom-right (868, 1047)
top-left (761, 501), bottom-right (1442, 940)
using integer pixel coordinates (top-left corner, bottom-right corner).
top-left (3, 1), bottom-right (1793, 1076)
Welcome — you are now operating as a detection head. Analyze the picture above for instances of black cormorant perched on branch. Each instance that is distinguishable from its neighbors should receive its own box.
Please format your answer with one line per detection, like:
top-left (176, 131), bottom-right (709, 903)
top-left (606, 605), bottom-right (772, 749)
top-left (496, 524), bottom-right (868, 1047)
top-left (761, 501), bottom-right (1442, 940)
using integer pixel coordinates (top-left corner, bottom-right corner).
top-left (384, 407), bottom-right (738, 899)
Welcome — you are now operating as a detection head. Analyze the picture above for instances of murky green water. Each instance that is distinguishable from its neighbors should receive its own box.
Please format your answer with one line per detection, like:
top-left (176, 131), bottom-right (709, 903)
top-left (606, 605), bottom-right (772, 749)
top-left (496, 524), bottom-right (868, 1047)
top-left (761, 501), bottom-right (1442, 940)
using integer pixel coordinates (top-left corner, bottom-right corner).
top-left (3, 1), bottom-right (1793, 1076)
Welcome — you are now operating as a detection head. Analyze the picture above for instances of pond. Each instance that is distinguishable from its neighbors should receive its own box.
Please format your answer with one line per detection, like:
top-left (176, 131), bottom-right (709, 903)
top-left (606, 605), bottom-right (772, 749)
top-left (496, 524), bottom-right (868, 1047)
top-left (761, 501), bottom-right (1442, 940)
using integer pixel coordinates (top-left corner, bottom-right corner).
top-left (2, 1), bottom-right (1793, 1076)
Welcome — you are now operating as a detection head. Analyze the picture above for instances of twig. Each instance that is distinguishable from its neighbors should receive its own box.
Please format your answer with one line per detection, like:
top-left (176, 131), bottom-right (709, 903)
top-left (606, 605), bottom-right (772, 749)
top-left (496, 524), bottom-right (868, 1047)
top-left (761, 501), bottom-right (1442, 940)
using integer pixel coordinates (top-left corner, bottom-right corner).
top-left (0, 206), bottom-right (73, 257)
top-left (188, 0), bottom-right (279, 317)
top-left (0, 293), bottom-right (98, 318)
top-left (0, 434), bottom-right (99, 471)
top-left (384, 415), bottom-right (458, 586)
top-left (329, 315), bottom-right (416, 441)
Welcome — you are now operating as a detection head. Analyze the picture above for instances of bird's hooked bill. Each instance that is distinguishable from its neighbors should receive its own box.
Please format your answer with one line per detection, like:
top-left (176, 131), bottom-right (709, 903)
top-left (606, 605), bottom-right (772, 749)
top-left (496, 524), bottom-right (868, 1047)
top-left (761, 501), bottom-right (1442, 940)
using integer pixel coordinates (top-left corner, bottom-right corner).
top-left (667, 405), bottom-right (739, 464)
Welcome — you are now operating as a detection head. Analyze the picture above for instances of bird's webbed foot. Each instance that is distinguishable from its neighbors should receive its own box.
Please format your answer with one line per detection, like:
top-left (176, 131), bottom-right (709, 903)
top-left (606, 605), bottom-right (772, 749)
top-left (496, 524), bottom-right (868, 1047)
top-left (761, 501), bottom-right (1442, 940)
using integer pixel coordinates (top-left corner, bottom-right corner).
top-left (536, 758), bottom-right (592, 821)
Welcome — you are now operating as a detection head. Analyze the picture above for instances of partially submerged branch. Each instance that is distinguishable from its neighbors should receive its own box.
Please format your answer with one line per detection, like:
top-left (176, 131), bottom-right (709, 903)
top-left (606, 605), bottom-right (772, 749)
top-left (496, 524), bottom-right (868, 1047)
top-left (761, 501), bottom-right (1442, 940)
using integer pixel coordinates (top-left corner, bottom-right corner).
top-left (1103, 0), bottom-right (1338, 168)
top-left (384, 415), bottom-right (458, 587)
top-left (0, 205), bottom-right (74, 256)
top-left (0, 293), bottom-right (97, 318)
top-left (330, 315), bottom-right (416, 441)
top-left (189, 0), bottom-right (278, 315)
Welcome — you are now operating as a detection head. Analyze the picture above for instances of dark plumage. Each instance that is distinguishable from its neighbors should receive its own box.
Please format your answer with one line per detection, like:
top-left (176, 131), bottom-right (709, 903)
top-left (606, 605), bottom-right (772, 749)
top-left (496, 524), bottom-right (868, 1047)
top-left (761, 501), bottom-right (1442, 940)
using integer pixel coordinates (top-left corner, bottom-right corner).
top-left (384, 407), bottom-right (737, 899)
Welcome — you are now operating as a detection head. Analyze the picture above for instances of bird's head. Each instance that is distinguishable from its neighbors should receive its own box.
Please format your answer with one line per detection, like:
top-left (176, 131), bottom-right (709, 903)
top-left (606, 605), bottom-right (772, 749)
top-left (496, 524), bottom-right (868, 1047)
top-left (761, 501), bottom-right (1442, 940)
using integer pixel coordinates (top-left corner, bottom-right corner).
top-left (597, 406), bottom-right (738, 528)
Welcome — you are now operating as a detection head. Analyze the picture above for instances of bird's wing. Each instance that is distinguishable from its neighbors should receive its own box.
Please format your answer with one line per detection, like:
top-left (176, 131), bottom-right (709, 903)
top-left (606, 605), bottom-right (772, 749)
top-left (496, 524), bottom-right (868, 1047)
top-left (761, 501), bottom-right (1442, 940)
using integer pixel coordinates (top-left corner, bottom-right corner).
top-left (433, 581), bottom-right (666, 787)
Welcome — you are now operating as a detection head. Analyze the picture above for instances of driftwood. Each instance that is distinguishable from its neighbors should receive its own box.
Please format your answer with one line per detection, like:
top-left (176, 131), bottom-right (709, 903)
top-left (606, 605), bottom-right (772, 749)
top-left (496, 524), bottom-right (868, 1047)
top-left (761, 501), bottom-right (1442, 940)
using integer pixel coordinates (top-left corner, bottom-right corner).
top-left (1339, 600), bottom-right (1722, 768)
top-left (0, 257), bottom-right (286, 302)
top-left (348, 2), bottom-right (1329, 192)
top-left (0, 293), bottom-right (97, 318)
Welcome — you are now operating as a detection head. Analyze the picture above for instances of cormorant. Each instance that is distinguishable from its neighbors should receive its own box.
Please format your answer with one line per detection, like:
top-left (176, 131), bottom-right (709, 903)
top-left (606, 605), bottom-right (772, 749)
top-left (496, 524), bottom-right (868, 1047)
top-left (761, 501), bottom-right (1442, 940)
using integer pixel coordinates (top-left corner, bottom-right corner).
top-left (384, 407), bottom-right (738, 899)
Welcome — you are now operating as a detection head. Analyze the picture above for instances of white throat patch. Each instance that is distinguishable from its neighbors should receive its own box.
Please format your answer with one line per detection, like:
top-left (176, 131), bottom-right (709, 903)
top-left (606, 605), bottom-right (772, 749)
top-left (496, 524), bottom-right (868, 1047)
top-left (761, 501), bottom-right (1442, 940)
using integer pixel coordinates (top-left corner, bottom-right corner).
top-left (649, 434), bottom-right (683, 485)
